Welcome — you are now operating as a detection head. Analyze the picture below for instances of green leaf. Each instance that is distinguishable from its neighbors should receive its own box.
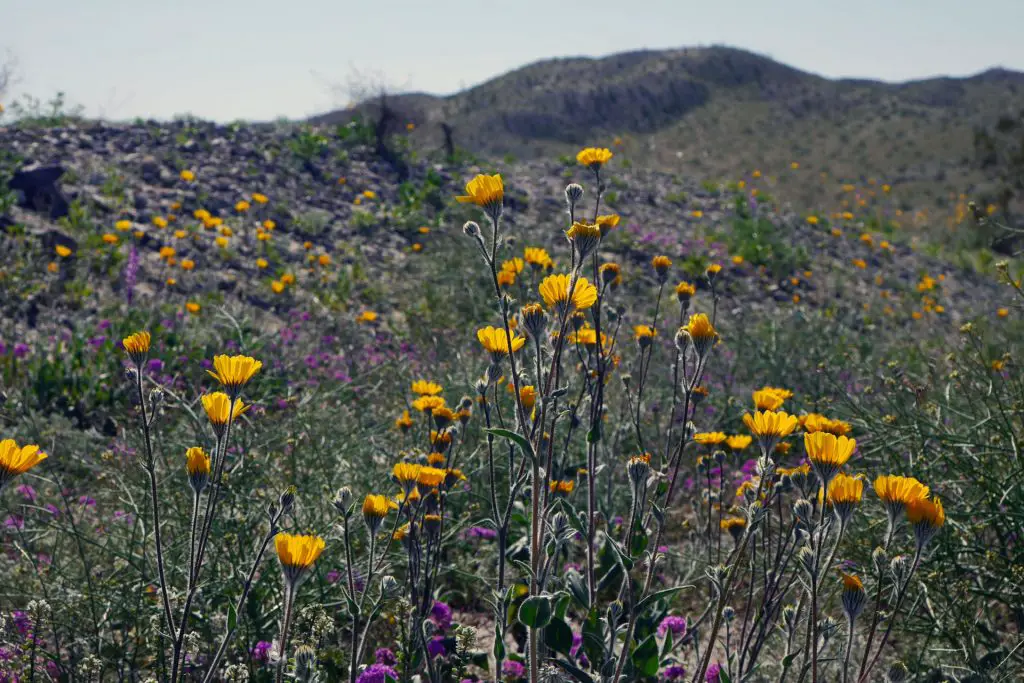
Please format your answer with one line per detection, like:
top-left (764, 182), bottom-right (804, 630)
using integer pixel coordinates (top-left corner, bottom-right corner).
top-left (518, 595), bottom-right (553, 628)
top-left (636, 585), bottom-right (691, 614)
top-left (493, 637), bottom-right (505, 661)
top-left (567, 570), bottom-right (590, 610)
top-left (485, 427), bottom-right (535, 462)
top-left (631, 634), bottom-right (659, 677)
top-left (544, 617), bottom-right (574, 656)
top-left (227, 603), bottom-right (237, 632)
top-left (718, 668), bottom-right (733, 683)
top-left (607, 537), bottom-right (635, 571)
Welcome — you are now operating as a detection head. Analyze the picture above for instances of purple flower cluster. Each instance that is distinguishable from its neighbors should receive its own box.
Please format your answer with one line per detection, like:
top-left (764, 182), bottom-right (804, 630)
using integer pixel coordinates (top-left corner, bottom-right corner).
top-left (466, 526), bottom-right (497, 540)
top-left (356, 663), bottom-right (400, 683)
top-left (662, 665), bottom-right (687, 681)
top-left (658, 615), bottom-right (688, 639)
top-left (251, 640), bottom-right (272, 664)
top-left (501, 659), bottom-right (525, 680)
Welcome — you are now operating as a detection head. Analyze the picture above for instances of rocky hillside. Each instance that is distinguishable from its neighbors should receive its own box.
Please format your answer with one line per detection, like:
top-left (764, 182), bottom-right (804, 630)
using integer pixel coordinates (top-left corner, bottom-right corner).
top-left (312, 46), bottom-right (1024, 227)
top-left (0, 117), bottom-right (1011, 350)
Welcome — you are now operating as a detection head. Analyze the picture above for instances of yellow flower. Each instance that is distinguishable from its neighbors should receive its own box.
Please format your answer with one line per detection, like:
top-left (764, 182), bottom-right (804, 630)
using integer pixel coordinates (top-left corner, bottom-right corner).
top-left (207, 355), bottom-right (262, 396)
top-left (201, 392), bottom-right (249, 429)
top-left (496, 270), bottom-right (516, 288)
top-left (477, 326), bottom-right (526, 357)
top-left (456, 174), bottom-right (504, 218)
top-left (874, 475), bottom-right (930, 522)
top-left (122, 331), bottom-right (151, 365)
top-left (720, 516), bottom-right (747, 539)
top-left (417, 466), bottom-right (446, 489)
top-left (743, 410), bottom-right (799, 450)
top-left (567, 221), bottom-right (602, 258)
top-left (726, 435), bottom-right (752, 451)
top-left (791, 162), bottom-right (800, 170)
top-left (905, 495), bottom-right (945, 546)
top-left (275, 533), bottom-right (325, 583)
top-left (675, 281), bottom-right (696, 301)
top-left (55, 245), bottom-right (72, 257)
top-left (633, 325), bottom-right (657, 346)
top-left (801, 414), bottom-right (852, 436)
top-left (252, 193), bottom-right (269, 204)
top-left (271, 280), bottom-right (285, 294)
top-left (518, 385), bottom-right (537, 411)
top-left (152, 216), bottom-right (168, 229)
top-left (501, 257), bottom-right (525, 275)
top-left (0, 439), bottom-right (47, 489)
top-left (549, 480), bottom-right (575, 496)
top-left (256, 258), bottom-right (269, 269)
top-left (651, 255), bottom-right (672, 279)
top-left (804, 432), bottom-right (856, 481)
top-left (997, 308), bottom-right (1009, 318)
top-left (186, 302), bottom-right (201, 314)
top-left (694, 432), bottom-right (727, 446)
top-left (356, 311), bottom-right (378, 324)
top-left (683, 313), bottom-right (717, 356)
top-left (318, 253), bottom-right (331, 267)
top-left (731, 255), bottom-right (744, 265)
top-left (185, 446), bottom-right (210, 477)
top-left (392, 462), bottom-right (423, 494)
top-left (411, 380), bottom-right (443, 396)
top-left (595, 214), bottom-right (620, 236)
top-left (825, 473), bottom-right (865, 522)
top-left (46, 261), bottom-right (58, 273)
top-left (752, 389), bottom-right (785, 411)
top-left (103, 233), bottom-right (120, 245)
top-left (362, 493), bottom-right (396, 520)
top-left (159, 246), bottom-right (176, 260)
top-left (576, 147), bottom-right (613, 168)
top-left (691, 210), bottom-right (704, 219)
top-left (599, 262), bottom-right (622, 288)
top-left (412, 395), bottom-right (446, 413)
top-left (524, 247), bottom-right (554, 269)
top-left (394, 410), bottom-right (414, 431)
top-left (185, 446), bottom-right (211, 492)
top-left (538, 274), bottom-right (597, 312)
top-left (180, 170), bottom-right (195, 182)
top-left (215, 236), bottom-right (229, 248)
top-left (362, 190), bottom-right (376, 199)
top-left (235, 200), bottom-right (250, 213)
top-left (706, 263), bottom-right (722, 277)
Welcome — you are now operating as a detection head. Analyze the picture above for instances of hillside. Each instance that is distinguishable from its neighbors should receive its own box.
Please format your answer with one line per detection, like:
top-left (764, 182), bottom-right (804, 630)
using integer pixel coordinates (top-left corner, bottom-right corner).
top-left (312, 46), bottom-right (1024, 231)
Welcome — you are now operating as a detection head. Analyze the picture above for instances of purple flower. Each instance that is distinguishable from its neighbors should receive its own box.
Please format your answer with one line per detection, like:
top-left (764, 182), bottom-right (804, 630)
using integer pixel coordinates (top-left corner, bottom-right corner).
top-left (88, 336), bottom-right (107, 349)
top-left (147, 358), bottom-right (165, 373)
top-left (325, 569), bottom-right (340, 584)
top-left (662, 665), bottom-right (687, 680)
top-left (251, 640), bottom-right (272, 664)
top-left (15, 484), bottom-right (36, 503)
top-left (45, 504), bottom-right (60, 517)
top-left (427, 636), bottom-right (447, 659)
top-left (466, 526), bottom-right (497, 540)
top-left (706, 662), bottom-right (722, 682)
top-left (501, 660), bottom-right (525, 680)
top-left (658, 616), bottom-right (688, 639)
top-left (430, 601), bottom-right (452, 631)
top-left (12, 611), bottom-right (31, 635)
top-left (13, 343), bottom-right (29, 359)
top-left (374, 648), bottom-right (397, 666)
top-left (78, 495), bottom-right (96, 508)
top-left (356, 663), bottom-right (400, 683)
top-left (98, 320), bottom-right (112, 330)
top-left (4, 515), bottom-right (24, 530)
top-left (113, 510), bottom-right (135, 525)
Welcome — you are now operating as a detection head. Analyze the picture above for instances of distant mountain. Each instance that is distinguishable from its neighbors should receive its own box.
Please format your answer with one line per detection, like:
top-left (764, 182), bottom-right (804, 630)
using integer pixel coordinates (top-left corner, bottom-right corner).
top-left (310, 46), bottom-right (1024, 223)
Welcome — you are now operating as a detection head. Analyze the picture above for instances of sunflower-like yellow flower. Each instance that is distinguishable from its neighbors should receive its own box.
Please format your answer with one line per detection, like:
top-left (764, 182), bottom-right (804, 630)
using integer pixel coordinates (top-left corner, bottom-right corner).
top-left (477, 326), bottom-right (526, 358)
top-left (804, 432), bottom-right (856, 483)
top-left (840, 572), bottom-right (867, 619)
top-left (456, 174), bottom-right (504, 220)
top-left (801, 413), bottom-right (853, 436)
top-left (185, 446), bottom-right (211, 492)
top-left (538, 274), bottom-right (598, 313)
top-left (634, 325), bottom-right (657, 343)
top-left (122, 331), bottom-right (152, 366)
top-left (416, 466), bottom-right (446, 490)
top-left (393, 522), bottom-right (411, 542)
top-left (207, 355), bottom-right (262, 397)
top-left (824, 472), bottom-right (864, 523)
top-left (726, 435), bottom-right (752, 451)
top-left (362, 493), bottom-right (397, 523)
top-left (683, 313), bottom-right (718, 357)
top-left (411, 395), bottom-right (446, 413)
top-left (566, 221), bottom-right (602, 258)
top-left (595, 214), bottom-right (620, 237)
top-left (524, 247), bottom-right (554, 270)
top-left (549, 480), bottom-right (575, 496)
top-left (0, 439), bottom-right (47, 490)
top-left (275, 533), bottom-right (325, 584)
top-left (392, 463), bottom-right (423, 495)
top-left (720, 516), bottom-right (747, 540)
top-left (651, 255), bottom-right (672, 280)
top-left (518, 385), bottom-right (537, 412)
top-left (576, 147), bottom-right (613, 169)
top-left (752, 388), bottom-right (786, 411)
top-left (675, 281), bottom-right (696, 302)
top-left (201, 392), bottom-right (250, 434)
top-left (874, 475), bottom-right (930, 529)
top-left (501, 257), bottom-right (525, 275)
top-left (743, 410), bottom-right (799, 453)
top-left (431, 406), bottom-right (456, 429)
top-left (905, 495), bottom-right (945, 548)
top-left (694, 432), bottom-right (727, 446)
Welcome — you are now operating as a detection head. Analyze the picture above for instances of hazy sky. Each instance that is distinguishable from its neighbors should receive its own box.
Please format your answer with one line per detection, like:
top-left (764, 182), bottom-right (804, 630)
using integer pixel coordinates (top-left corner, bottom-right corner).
top-left (3, 0), bottom-right (1023, 122)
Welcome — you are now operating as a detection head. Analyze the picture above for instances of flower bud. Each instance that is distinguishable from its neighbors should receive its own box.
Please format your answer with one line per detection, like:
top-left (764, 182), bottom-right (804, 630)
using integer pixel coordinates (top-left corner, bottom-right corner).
top-left (463, 221), bottom-right (480, 237)
top-left (333, 487), bottom-right (353, 515)
top-left (885, 662), bottom-right (909, 683)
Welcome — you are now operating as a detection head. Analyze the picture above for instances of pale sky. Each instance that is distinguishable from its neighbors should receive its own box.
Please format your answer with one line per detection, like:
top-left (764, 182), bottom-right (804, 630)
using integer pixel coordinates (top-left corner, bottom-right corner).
top-left (2, 0), bottom-right (1023, 122)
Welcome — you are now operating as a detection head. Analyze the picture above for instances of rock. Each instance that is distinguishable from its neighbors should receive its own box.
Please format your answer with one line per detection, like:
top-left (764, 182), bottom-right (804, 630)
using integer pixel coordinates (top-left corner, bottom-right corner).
top-left (8, 164), bottom-right (70, 220)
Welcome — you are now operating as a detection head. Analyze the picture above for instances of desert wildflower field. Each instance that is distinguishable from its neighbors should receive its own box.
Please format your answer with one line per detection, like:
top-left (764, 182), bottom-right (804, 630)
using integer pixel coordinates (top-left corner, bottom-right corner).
top-left (0, 107), bottom-right (1022, 683)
